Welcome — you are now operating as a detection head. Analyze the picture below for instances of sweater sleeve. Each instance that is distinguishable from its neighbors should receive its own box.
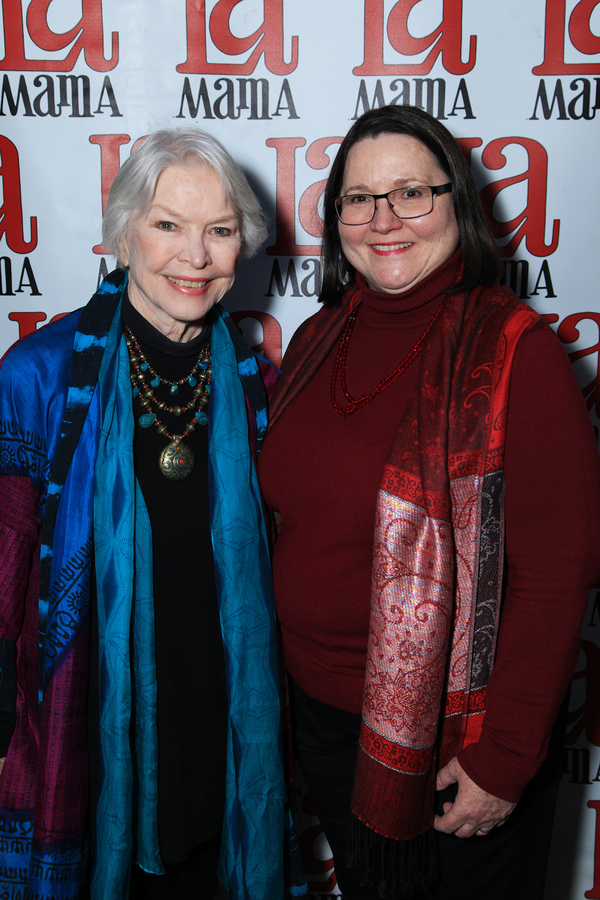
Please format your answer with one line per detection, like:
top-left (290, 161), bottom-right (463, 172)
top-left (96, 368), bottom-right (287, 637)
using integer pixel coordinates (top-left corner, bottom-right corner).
top-left (457, 326), bottom-right (600, 802)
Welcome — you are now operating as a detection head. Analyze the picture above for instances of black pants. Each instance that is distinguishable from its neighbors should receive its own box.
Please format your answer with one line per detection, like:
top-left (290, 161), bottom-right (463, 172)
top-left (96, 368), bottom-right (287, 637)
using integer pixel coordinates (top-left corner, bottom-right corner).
top-left (128, 834), bottom-right (221, 900)
top-left (292, 680), bottom-right (566, 900)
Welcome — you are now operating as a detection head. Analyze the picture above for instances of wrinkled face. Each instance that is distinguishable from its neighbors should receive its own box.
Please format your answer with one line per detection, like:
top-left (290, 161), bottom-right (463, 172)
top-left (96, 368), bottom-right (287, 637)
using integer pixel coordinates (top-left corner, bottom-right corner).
top-left (338, 133), bottom-right (459, 295)
top-left (120, 161), bottom-right (242, 342)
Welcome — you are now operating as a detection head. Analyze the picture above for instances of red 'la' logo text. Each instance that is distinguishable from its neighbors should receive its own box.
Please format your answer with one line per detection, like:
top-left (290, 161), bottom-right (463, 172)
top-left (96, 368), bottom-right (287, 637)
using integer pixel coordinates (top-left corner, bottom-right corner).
top-left (0, 136), bottom-right (37, 254)
top-left (460, 136), bottom-right (560, 258)
top-left (177, 0), bottom-right (298, 75)
top-left (533, 0), bottom-right (600, 75)
top-left (0, 0), bottom-right (118, 72)
top-left (265, 137), bottom-right (343, 256)
top-left (354, 0), bottom-right (476, 76)
top-left (89, 133), bottom-right (147, 254)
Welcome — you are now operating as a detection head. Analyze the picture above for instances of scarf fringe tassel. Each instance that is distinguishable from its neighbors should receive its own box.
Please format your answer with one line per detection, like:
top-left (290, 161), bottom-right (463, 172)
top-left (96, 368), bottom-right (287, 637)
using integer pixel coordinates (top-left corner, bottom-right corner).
top-left (347, 815), bottom-right (438, 899)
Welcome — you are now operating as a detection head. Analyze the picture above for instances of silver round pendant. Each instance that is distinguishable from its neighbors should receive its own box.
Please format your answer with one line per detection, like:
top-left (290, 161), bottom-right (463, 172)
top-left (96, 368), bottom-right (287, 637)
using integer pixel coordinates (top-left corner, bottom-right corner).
top-left (159, 441), bottom-right (194, 480)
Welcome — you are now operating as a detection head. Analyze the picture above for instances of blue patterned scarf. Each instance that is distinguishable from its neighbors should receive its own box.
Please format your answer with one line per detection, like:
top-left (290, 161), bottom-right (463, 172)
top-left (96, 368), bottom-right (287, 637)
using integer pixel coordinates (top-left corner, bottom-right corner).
top-left (90, 275), bottom-right (287, 898)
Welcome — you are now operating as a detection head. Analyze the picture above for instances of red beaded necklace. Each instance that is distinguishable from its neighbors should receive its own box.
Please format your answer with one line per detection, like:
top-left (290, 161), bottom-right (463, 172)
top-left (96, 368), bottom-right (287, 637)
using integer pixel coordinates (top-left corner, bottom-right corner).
top-left (330, 299), bottom-right (443, 416)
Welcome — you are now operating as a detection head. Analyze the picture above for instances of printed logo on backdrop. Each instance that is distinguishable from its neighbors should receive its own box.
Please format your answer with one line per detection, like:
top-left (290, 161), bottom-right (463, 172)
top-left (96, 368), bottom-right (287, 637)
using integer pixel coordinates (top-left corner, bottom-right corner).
top-left (352, 0), bottom-right (477, 121)
top-left (462, 136), bottom-right (560, 298)
top-left (459, 137), bottom-right (600, 430)
top-left (264, 136), bottom-right (343, 299)
top-left (176, 0), bottom-right (299, 121)
top-left (3, 131), bottom-right (131, 337)
top-left (0, 135), bottom-right (40, 308)
top-left (531, 0), bottom-right (600, 120)
top-left (0, 0), bottom-right (121, 117)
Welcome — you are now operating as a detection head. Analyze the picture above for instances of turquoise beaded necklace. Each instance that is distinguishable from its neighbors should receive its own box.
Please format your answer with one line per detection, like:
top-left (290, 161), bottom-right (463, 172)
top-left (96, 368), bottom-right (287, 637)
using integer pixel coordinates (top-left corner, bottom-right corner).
top-left (124, 325), bottom-right (211, 480)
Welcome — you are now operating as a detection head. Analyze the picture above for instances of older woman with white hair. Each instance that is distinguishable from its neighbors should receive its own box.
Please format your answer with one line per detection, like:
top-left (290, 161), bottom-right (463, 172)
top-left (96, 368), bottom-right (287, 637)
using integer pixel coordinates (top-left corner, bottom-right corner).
top-left (0, 128), bottom-right (292, 900)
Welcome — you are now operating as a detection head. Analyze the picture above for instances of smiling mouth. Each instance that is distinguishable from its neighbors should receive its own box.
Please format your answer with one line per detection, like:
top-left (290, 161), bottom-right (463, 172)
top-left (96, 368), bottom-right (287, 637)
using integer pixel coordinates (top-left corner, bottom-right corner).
top-left (371, 242), bottom-right (413, 251)
top-left (166, 276), bottom-right (209, 288)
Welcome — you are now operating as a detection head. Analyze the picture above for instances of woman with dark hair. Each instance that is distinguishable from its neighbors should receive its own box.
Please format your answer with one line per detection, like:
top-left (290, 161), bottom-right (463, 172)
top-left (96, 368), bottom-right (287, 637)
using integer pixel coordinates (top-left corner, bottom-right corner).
top-left (319, 104), bottom-right (500, 301)
top-left (0, 127), bottom-right (298, 900)
top-left (259, 105), bottom-right (600, 899)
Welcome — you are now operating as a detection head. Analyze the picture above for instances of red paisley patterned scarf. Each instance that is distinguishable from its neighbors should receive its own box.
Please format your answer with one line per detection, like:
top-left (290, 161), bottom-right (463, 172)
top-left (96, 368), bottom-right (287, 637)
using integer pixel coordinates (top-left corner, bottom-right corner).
top-left (269, 278), bottom-right (543, 895)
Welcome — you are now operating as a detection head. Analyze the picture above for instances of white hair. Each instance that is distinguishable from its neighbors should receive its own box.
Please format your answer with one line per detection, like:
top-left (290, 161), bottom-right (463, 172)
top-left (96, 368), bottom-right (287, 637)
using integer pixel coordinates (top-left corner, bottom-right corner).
top-left (102, 127), bottom-right (268, 264)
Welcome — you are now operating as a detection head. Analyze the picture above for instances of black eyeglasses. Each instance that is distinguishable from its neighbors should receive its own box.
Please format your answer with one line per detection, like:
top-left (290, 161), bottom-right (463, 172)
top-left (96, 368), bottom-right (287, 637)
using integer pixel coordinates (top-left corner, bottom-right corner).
top-left (334, 183), bottom-right (453, 225)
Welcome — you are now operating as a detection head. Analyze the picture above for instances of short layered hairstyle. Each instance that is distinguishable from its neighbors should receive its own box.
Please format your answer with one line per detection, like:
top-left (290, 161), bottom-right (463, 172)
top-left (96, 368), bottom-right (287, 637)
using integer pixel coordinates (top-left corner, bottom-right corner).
top-left (102, 127), bottom-right (267, 264)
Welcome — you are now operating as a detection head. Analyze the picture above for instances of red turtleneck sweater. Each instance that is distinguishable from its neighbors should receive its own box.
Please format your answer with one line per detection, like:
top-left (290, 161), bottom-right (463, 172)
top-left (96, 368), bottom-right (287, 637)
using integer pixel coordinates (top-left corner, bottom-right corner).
top-left (259, 255), bottom-right (600, 800)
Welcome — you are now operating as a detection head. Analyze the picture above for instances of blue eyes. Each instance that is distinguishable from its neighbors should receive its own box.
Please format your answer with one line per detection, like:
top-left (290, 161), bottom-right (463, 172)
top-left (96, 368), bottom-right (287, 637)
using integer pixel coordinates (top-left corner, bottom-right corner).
top-left (154, 222), bottom-right (232, 236)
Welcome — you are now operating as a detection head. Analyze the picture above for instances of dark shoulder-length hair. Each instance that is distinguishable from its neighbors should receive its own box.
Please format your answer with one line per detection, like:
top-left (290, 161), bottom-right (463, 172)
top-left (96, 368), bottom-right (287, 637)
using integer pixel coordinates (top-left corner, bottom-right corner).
top-left (320, 105), bottom-right (501, 306)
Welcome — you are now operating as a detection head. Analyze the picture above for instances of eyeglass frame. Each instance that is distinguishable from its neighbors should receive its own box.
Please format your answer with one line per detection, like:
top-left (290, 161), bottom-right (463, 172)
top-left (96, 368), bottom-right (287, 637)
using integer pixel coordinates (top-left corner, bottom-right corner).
top-left (333, 183), bottom-right (453, 225)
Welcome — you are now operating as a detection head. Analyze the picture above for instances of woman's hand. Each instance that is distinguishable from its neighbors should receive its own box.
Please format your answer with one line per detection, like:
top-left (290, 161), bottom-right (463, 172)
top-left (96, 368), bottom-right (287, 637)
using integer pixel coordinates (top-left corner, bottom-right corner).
top-left (433, 756), bottom-right (516, 838)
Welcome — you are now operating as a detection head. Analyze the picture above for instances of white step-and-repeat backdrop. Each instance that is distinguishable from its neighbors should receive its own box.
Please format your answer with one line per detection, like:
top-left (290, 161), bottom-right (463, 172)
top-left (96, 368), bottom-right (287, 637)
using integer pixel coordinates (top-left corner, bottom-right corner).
top-left (1, 1), bottom-right (599, 896)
